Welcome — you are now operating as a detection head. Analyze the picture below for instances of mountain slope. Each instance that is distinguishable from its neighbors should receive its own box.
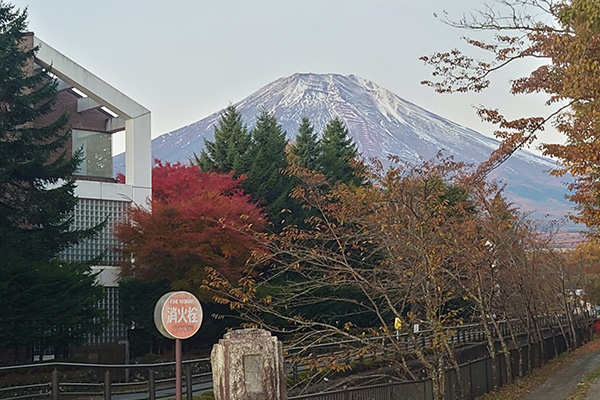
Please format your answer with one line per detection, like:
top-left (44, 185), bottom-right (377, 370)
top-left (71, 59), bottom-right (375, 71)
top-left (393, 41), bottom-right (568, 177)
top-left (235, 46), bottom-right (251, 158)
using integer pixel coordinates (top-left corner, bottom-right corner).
top-left (115, 73), bottom-right (573, 224)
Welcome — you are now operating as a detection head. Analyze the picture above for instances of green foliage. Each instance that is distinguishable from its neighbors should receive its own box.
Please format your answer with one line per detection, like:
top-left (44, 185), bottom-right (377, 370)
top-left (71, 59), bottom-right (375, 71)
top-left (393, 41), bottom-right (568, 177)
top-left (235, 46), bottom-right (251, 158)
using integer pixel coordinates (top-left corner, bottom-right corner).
top-left (265, 274), bottom-right (380, 328)
top-left (196, 392), bottom-right (214, 400)
top-left (319, 117), bottom-right (361, 186)
top-left (0, 259), bottom-right (104, 356)
top-left (199, 110), bottom-right (365, 230)
top-left (0, 6), bottom-right (88, 259)
top-left (0, 1), bottom-right (106, 356)
top-left (166, 392), bottom-right (214, 400)
top-left (119, 279), bottom-right (170, 357)
top-left (119, 279), bottom-right (169, 332)
top-left (139, 352), bottom-right (162, 363)
top-left (244, 110), bottom-right (294, 228)
top-left (199, 107), bottom-right (303, 230)
top-left (289, 117), bottom-right (321, 170)
top-left (197, 104), bottom-right (252, 175)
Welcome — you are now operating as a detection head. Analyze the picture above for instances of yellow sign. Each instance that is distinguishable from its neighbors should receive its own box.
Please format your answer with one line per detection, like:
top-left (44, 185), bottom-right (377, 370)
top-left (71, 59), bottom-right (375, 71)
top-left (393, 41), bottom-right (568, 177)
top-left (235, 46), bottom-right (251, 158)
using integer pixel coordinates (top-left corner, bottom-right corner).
top-left (394, 317), bottom-right (402, 330)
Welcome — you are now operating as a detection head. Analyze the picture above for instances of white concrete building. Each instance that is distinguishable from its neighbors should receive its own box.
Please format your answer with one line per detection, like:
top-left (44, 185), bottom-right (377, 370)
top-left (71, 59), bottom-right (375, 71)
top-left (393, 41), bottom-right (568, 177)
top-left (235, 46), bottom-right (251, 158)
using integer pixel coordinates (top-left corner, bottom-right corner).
top-left (29, 34), bottom-right (152, 345)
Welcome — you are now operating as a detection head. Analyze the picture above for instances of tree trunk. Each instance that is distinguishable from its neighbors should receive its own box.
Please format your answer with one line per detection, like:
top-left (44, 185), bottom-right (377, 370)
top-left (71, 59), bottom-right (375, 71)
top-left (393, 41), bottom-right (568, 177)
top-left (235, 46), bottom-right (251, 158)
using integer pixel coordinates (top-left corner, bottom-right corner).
top-left (480, 313), bottom-right (499, 389)
top-left (443, 337), bottom-right (464, 400)
top-left (504, 318), bottom-right (522, 377)
top-left (490, 317), bottom-right (513, 384)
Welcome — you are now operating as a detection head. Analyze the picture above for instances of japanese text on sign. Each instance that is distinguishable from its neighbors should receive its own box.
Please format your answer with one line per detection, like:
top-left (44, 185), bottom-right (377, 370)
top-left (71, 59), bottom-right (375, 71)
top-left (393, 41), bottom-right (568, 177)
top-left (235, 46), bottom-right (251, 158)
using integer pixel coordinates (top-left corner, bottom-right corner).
top-left (154, 291), bottom-right (203, 340)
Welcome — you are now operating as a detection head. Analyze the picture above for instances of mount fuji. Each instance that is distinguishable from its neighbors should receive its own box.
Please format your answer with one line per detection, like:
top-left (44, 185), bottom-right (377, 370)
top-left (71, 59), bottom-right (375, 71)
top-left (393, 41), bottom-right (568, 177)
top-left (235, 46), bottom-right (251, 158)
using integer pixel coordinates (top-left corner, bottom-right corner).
top-left (115, 73), bottom-right (574, 225)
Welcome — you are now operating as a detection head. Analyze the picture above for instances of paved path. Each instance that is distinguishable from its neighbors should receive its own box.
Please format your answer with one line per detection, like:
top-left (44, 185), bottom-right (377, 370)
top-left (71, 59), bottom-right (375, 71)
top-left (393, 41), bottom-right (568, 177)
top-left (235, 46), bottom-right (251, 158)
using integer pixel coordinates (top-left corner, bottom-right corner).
top-left (111, 381), bottom-right (213, 400)
top-left (520, 347), bottom-right (600, 400)
top-left (587, 377), bottom-right (600, 400)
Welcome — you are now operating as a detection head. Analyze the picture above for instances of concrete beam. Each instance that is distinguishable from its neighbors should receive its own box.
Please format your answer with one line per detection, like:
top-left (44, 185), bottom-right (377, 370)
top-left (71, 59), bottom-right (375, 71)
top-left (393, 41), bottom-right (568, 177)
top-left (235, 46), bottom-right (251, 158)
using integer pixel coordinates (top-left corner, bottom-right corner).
top-left (106, 117), bottom-right (125, 133)
top-left (77, 97), bottom-right (101, 113)
top-left (55, 79), bottom-right (71, 91)
top-left (33, 37), bottom-right (149, 119)
top-left (125, 112), bottom-right (152, 204)
top-left (34, 36), bottom-right (152, 205)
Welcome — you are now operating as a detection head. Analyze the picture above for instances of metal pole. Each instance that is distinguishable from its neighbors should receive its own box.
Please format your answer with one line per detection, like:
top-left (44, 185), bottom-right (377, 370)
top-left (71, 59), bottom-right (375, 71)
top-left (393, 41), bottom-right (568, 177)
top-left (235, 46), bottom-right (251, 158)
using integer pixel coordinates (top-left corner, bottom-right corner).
top-left (51, 369), bottom-right (59, 400)
top-left (104, 370), bottom-right (111, 400)
top-left (185, 363), bottom-right (193, 400)
top-left (176, 339), bottom-right (182, 400)
top-left (149, 369), bottom-right (156, 400)
top-left (119, 339), bottom-right (130, 383)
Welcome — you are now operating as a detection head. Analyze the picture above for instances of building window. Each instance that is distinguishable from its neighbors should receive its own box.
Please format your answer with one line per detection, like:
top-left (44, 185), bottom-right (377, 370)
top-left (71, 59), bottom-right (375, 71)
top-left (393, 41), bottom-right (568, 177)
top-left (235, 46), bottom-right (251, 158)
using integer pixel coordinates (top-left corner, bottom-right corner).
top-left (72, 129), bottom-right (112, 178)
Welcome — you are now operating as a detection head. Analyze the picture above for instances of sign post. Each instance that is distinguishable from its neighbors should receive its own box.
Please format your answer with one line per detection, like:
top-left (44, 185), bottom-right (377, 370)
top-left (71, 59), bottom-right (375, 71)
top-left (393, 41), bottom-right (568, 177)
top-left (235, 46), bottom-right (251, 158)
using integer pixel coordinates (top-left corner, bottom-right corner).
top-left (154, 291), bottom-right (203, 400)
top-left (394, 316), bottom-right (402, 340)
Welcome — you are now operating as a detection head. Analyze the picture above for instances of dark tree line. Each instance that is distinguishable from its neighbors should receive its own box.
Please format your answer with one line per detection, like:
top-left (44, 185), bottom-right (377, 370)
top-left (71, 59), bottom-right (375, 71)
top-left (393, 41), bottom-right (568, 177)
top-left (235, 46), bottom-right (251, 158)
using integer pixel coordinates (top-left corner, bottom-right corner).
top-left (0, 1), bottom-right (104, 362)
top-left (198, 105), bottom-right (361, 231)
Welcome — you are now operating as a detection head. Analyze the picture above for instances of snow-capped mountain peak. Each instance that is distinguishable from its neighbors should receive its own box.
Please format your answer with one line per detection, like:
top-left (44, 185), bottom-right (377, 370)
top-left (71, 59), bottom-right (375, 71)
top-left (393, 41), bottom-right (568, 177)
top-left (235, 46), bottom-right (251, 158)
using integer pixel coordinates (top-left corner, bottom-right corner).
top-left (115, 73), bottom-right (571, 223)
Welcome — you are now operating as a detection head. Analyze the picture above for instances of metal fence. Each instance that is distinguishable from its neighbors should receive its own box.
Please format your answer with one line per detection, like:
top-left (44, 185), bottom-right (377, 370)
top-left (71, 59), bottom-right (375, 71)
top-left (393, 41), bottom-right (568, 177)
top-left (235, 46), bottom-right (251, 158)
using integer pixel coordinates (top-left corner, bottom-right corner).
top-left (289, 380), bottom-right (430, 400)
top-left (0, 317), bottom-right (590, 400)
top-left (0, 358), bottom-right (212, 400)
top-left (288, 325), bottom-right (585, 400)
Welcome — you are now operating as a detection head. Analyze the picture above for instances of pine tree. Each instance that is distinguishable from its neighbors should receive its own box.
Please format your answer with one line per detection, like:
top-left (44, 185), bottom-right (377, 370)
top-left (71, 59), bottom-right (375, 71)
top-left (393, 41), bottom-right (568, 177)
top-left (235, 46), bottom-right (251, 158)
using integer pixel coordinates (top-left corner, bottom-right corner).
top-left (289, 116), bottom-right (321, 170)
top-left (119, 279), bottom-right (169, 356)
top-left (197, 104), bottom-right (252, 175)
top-left (0, 2), bottom-right (104, 358)
top-left (245, 110), bottom-right (295, 230)
top-left (319, 117), bottom-right (361, 186)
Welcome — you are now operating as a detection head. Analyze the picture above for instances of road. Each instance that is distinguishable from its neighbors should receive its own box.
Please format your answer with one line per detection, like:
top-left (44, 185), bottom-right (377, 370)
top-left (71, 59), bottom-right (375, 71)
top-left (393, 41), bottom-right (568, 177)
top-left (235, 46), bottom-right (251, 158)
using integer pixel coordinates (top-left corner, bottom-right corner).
top-left (112, 381), bottom-right (213, 400)
top-left (519, 342), bottom-right (600, 400)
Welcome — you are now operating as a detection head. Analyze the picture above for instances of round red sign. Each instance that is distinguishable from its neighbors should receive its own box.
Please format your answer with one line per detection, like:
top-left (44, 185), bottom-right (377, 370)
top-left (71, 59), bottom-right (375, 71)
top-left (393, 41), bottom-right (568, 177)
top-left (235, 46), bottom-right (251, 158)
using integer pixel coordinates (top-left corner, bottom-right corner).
top-left (154, 291), bottom-right (203, 340)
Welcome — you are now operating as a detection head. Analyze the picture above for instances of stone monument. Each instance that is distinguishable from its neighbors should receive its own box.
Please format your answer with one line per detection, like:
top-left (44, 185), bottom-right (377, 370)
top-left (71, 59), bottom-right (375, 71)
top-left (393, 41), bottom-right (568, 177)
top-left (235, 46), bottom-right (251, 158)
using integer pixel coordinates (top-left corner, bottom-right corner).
top-left (211, 329), bottom-right (287, 400)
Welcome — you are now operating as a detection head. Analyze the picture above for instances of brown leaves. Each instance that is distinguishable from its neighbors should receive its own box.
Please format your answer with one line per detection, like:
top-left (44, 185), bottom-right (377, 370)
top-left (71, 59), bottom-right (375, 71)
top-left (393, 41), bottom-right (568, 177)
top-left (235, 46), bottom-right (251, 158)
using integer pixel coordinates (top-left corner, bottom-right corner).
top-left (423, 1), bottom-right (600, 231)
top-left (202, 154), bottom-right (584, 396)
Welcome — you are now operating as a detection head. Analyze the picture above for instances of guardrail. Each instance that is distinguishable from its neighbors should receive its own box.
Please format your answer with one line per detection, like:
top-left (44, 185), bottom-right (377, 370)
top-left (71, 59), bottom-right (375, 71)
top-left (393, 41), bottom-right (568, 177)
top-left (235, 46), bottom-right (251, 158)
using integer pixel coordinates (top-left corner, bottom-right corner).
top-left (0, 359), bottom-right (212, 400)
top-left (0, 314), bottom-right (590, 400)
top-left (289, 320), bottom-right (592, 400)
top-left (286, 314), bottom-right (578, 361)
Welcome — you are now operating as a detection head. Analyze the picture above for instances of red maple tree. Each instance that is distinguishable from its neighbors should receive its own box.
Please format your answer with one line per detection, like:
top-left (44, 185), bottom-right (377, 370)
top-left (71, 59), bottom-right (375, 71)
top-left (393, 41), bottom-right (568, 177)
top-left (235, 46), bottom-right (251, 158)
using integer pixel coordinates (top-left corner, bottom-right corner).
top-left (115, 161), bottom-right (266, 296)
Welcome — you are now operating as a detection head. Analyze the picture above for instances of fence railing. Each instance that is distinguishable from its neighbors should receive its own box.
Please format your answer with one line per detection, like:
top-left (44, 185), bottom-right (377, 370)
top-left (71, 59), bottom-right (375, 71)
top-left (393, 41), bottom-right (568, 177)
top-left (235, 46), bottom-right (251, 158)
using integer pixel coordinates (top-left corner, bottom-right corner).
top-left (289, 322), bottom-right (590, 400)
top-left (0, 315), bottom-right (591, 400)
top-left (0, 358), bottom-right (212, 400)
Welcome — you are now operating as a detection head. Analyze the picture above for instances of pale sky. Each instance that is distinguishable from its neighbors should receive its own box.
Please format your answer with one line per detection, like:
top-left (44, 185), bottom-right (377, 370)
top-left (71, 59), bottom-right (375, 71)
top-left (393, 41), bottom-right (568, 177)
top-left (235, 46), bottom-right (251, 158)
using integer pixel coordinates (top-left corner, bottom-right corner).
top-left (11, 0), bottom-right (564, 155)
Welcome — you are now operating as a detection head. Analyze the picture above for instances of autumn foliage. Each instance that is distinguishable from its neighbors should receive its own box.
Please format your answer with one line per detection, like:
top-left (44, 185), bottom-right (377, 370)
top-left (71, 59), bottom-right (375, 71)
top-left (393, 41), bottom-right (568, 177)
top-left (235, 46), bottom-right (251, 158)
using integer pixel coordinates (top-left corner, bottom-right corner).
top-left (421, 0), bottom-right (600, 234)
top-left (204, 156), bottom-right (588, 399)
top-left (115, 161), bottom-right (266, 296)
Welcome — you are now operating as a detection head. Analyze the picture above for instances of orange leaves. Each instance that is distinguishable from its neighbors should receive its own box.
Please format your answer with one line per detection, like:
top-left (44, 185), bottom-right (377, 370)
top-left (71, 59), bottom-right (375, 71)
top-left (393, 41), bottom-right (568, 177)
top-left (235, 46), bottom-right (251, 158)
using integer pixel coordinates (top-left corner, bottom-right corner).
top-left (569, 241), bottom-right (600, 274)
top-left (421, 1), bottom-right (600, 231)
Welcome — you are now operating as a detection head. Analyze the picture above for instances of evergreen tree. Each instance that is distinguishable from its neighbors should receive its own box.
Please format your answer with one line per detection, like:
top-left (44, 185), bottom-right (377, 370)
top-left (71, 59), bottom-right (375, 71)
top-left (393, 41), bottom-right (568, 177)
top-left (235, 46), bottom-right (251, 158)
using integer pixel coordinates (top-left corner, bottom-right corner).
top-left (0, 2), bottom-right (104, 359)
top-left (197, 104), bottom-right (252, 175)
top-left (289, 117), bottom-right (320, 170)
top-left (119, 279), bottom-right (170, 356)
top-left (200, 107), bottom-right (307, 230)
top-left (319, 117), bottom-right (361, 186)
top-left (245, 110), bottom-right (294, 230)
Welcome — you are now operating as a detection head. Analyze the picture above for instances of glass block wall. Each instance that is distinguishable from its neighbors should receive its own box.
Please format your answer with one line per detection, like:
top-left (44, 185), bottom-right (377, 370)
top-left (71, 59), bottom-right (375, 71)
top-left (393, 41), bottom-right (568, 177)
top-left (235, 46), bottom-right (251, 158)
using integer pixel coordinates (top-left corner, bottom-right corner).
top-left (62, 198), bottom-right (130, 266)
top-left (62, 197), bottom-right (130, 344)
top-left (87, 286), bottom-right (127, 345)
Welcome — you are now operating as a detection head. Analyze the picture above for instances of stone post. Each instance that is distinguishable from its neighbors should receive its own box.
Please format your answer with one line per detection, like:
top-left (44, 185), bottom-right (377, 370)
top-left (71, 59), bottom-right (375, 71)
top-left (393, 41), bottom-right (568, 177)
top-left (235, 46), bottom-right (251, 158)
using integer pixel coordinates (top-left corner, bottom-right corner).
top-left (211, 329), bottom-right (287, 400)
